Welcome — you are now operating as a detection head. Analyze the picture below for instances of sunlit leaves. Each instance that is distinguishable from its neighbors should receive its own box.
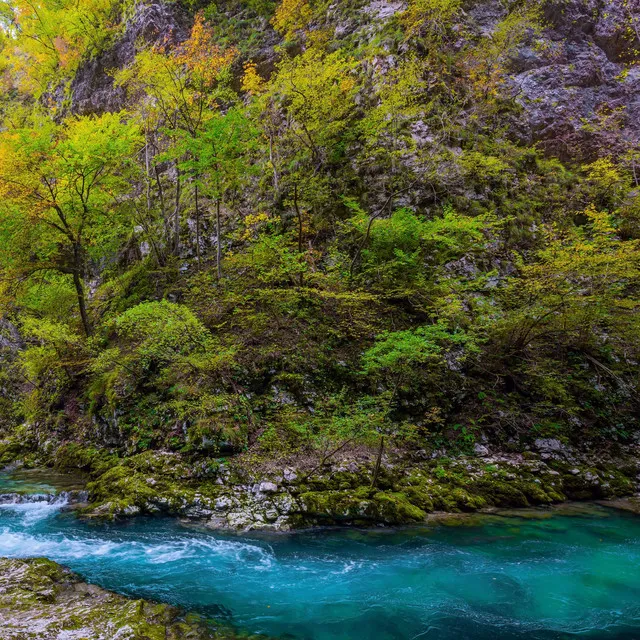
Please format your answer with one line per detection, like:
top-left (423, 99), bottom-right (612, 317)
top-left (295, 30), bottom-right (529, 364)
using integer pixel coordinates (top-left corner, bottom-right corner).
top-left (2, 0), bottom-right (118, 94)
top-left (271, 0), bottom-right (312, 39)
top-left (0, 112), bottom-right (141, 330)
top-left (116, 12), bottom-right (237, 135)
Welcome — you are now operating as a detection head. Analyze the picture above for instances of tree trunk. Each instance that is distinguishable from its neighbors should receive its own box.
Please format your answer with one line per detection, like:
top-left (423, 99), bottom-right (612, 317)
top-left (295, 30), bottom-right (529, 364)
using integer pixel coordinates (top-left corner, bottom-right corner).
top-left (144, 128), bottom-right (152, 215)
top-left (293, 183), bottom-right (304, 286)
top-left (195, 183), bottom-right (201, 270)
top-left (370, 436), bottom-right (385, 489)
top-left (72, 244), bottom-right (91, 336)
top-left (173, 162), bottom-right (181, 256)
top-left (216, 199), bottom-right (222, 280)
top-left (269, 134), bottom-right (279, 195)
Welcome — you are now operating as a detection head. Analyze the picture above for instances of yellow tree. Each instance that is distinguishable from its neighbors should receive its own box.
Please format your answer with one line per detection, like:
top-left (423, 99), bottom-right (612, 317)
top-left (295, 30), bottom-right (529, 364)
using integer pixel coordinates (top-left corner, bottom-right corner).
top-left (2, 0), bottom-right (118, 95)
top-left (502, 207), bottom-right (640, 356)
top-left (271, 0), bottom-right (313, 41)
top-left (0, 113), bottom-right (141, 335)
top-left (250, 45), bottom-right (358, 276)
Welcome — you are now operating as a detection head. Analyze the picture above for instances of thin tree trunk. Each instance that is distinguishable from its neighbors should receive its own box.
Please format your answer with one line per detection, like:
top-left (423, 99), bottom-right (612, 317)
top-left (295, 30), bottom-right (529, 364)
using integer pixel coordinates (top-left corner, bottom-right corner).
top-left (144, 129), bottom-right (152, 214)
top-left (303, 436), bottom-right (358, 481)
top-left (269, 134), bottom-right (279, 195)
top-left (293, 183), bottom-right (304, 286)
top-left (72, 244), bottom-right (91, 336)
top-left (173, 162), bottom-right (181, 256)
top-left (195, 183), bottom-right (201, 270)
top-left (216, 199), bottom-right (222, 280)
top-left (370, 436), bottom-right (385, 489)
top-left (155, 166), bottom-right (170, 243)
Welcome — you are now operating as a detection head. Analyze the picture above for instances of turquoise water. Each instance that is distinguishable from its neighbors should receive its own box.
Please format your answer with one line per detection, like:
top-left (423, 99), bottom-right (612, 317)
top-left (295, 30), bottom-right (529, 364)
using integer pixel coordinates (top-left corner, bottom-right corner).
top-left (0, 467), bottom-right (87, 493)
top-left (1, 475), bottom-right (640, 639)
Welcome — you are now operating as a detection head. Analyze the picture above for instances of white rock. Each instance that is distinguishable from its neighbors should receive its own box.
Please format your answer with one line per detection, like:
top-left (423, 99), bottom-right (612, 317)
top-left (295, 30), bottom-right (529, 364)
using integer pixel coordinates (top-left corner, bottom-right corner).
top-left (226, 512), bottom-right (253, 529)
top-left (534, 438), bottom-right (565, 453)
top-left (265, 508), bottom-right (279, 522)
top-left (283, 468), bottom-right (298, 482)
top-left (274, 494), bottom-right (295, 514)
top-left (474, 444), bottom-right (490, 457)
top-left (215, 496), bottom-right (232, 510)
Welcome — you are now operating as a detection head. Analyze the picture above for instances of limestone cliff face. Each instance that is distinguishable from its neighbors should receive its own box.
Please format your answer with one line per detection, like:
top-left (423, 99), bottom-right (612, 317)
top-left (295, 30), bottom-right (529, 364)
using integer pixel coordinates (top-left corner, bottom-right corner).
top-left (70, 0), bottom-right (640, 163)
top-left (70, 2), bottom-right (188, 115)
top-left (508, 0), bottom-right (640, 159)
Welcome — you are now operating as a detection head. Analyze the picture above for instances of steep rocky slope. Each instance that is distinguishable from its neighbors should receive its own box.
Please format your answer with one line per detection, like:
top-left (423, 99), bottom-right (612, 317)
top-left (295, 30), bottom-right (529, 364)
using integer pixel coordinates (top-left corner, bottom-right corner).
top-left (69, 0), bottom-right (640, 157)
top-left (1, 0), bottom-right (640, 524)
top-left (510, 0), bottom-right (640, 157)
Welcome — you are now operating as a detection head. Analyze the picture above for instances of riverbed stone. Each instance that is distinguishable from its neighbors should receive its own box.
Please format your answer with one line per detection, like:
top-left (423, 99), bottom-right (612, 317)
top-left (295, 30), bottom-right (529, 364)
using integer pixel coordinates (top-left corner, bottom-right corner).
top-left (0, 557), bottom-right (234, 639)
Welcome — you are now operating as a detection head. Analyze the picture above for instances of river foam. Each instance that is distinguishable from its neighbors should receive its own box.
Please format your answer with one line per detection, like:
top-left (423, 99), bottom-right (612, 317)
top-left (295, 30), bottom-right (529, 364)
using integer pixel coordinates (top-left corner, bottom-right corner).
top-left (0, 492), bottom-right (72, 525)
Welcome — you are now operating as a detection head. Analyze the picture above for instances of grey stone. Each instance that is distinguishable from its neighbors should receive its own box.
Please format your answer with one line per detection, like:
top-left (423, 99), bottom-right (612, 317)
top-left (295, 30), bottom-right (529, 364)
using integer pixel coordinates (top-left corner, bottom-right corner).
top-left (215, 496), bottom-right (232, 510)
top-left (474, 443), bottom-right (490, 457)
top-left (264, 508), bottom-right (279, 522)
top-left (284, 468), bottom-right (298, 482)
top-left (258, 481), bottom-right (279, 493)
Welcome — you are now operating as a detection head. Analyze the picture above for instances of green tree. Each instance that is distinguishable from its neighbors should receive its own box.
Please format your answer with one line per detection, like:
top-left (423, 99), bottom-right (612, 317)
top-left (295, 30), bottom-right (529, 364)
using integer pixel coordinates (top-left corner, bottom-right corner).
top-left (0, 112), bottom-right (141, 335)
top-left (254, 46), bottom-right (359, 265)
top-left (174, 107), bottom-right (258, 277)
top-left (115, 12), bottom-right (237, 260)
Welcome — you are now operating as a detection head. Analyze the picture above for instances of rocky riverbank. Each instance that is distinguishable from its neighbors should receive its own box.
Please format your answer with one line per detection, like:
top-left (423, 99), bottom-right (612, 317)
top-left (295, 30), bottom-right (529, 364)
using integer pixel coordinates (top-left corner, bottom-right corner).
top-left (3, 437), bottom-right (637, 532)
top-left (0, 557), bottom-right (259, 639)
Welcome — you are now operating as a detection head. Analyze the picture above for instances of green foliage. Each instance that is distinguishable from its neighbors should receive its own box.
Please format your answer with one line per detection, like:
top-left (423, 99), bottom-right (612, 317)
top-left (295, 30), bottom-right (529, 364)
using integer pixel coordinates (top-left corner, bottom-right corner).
top-left (402, 0), bottom-right (463, 41)
top-left (86, 300), bottom-right (240, 451)
top-left (347, 206), bottom-right (496, 302)
top-left (0, 0), bottom-right (639, 461)
top-left (362, 321), bottom-right (479, 393)
top-left (500, 207), bottom-right (640, 356)
top-left (2, 0), bottom-right (120, 94)
top-left (17, 317), bottom-right (87, 423)
top-left (0, 112), bottom-right (142, 335)
top-left (92, 299), bottom-right (237, 391)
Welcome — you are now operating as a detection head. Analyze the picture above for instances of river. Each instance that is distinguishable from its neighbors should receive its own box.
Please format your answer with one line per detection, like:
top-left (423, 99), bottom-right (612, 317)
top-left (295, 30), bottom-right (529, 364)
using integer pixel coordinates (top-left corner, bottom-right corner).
top-left (1, 469), bottom-right (639, 639)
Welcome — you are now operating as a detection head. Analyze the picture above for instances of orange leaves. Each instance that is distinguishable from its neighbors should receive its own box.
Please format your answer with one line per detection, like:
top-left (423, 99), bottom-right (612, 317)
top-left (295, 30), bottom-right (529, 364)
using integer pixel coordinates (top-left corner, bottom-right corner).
top-left (53, 36), bottom-right (72, 69)
top-left (173, 12), bottom-right (237, 89)
top-left (116, 13), bottom-right (237, 135)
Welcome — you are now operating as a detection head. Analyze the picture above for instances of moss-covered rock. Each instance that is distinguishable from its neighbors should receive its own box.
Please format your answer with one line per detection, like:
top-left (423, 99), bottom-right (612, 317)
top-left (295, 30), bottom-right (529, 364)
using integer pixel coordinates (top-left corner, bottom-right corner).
top-left (0, 439), bottom-right (26, 466)
top-left (0, 557), bottom-right (253, 639)
top-left (19, 443), bottom-right (638, 530)
top-left (297, 488), bottom-right (426, 524)
top-left (52, 442), bottom-right (118, 477)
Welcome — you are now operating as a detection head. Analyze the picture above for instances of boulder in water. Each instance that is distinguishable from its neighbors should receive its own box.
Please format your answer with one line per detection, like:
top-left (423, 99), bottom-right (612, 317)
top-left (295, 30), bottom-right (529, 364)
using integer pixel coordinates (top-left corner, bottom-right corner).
top-left (0, 557), bottom-right (242, 639)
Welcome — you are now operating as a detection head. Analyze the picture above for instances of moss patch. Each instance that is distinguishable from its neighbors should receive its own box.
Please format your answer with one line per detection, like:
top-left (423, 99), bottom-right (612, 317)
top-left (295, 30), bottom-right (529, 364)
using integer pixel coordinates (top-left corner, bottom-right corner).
top-left (0, 557), bottom-right (259, 639)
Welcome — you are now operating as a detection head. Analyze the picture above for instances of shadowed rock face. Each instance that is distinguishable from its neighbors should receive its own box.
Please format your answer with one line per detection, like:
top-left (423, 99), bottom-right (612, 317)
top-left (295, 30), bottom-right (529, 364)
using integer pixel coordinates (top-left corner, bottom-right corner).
top-left (506, 0), bottom-right (640, 159)
top-left (70, 2), bottom-right (188, 115)
top-left (0, 557), bottom-right (232, 639)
